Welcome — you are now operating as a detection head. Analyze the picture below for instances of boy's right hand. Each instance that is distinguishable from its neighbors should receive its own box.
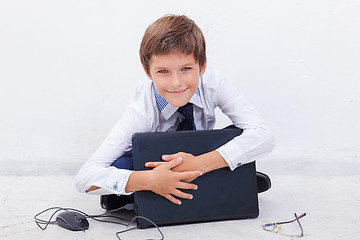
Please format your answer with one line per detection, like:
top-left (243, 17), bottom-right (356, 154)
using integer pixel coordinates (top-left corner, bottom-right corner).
top-left (148, 157), bottom-right (202, 205)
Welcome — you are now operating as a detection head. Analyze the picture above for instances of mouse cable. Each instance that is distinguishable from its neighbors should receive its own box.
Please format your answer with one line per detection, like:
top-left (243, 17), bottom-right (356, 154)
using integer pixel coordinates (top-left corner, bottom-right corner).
top-left (115, 215), bottom-right (164, 240)
top-left (34, 206), bottom-right (129, 230)
top-left (98, 207), bottom-right (164, 240)
top-left (34, 207), bottom-right (70, 230)
top-left (34, 206), bottom-right (164, 240)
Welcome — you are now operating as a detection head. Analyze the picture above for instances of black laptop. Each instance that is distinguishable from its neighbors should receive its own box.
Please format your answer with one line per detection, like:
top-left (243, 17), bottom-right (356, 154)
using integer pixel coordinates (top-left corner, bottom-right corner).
top-left (131, 128), bottom-right (259, 229)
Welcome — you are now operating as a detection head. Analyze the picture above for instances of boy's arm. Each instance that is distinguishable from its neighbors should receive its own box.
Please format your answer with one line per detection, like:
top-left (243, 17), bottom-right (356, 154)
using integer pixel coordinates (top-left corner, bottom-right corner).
top-left (86, 158), bottom-right (202, 205)
top-left (76, 85), bottom-right (153, 196)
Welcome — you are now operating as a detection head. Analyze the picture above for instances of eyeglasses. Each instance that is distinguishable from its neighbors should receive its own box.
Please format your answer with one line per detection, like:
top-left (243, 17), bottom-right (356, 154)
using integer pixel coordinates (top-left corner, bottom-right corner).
top-left (263, 213), bottom-right (306, 238)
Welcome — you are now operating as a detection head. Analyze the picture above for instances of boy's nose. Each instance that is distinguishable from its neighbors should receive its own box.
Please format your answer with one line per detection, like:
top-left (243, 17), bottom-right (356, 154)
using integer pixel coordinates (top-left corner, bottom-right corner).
top-left (170, 73), bottom-right (182, 87)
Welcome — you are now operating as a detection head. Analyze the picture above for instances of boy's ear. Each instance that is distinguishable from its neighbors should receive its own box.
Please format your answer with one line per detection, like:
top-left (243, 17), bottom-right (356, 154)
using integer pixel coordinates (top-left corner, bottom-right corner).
top-left (200, 61), bottom-right (207, 76)
top-left (143, 65), bottom-right (153, 80)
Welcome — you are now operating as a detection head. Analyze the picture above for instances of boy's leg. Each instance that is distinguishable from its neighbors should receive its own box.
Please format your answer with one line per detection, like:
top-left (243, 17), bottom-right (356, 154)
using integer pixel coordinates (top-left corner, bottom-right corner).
top-left (110, 150), bottom-right (134, 170)
top-left (224, 125), bottom-right (271, 193)
top-left (100, 151), bottom-right (134, 210)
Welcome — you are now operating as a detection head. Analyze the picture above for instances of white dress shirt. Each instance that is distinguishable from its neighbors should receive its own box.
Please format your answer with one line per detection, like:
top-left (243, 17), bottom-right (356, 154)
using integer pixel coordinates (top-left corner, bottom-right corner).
top-left (75, 68), bottom-right (276, 195)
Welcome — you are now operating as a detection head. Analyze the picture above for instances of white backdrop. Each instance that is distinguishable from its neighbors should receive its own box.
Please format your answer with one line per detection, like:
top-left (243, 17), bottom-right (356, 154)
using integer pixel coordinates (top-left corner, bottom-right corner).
top-left (1, 0), bottom-right (359, 175)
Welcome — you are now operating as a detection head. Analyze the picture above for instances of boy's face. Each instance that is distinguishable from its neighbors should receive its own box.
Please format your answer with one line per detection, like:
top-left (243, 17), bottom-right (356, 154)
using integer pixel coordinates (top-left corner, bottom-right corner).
top-left (147, 52), bottom-right (206, 107)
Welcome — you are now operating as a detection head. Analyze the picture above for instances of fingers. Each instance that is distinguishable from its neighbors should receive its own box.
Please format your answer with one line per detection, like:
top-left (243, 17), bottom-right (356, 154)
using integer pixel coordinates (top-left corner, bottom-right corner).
top-left (165, 157), bottom-right (183, 169)
top-left (164, 187), bottom-right (197, 205)
top-left (161, 154), bottom-right (176, 161)
top-left (166, 172), bottom-right (201, 205)
top-left (172, 189), bottom-right (194, 201)
top-left (164, 194), bottom-right (182, 205)
top-left (146, 157), bottom-right (183, 169)
top-left (162, 153), bottom-right (184, 162)
top-left (178, 170), bottom-right (202, 181)
top-left (145, 161), bottom-right (164, 168)
top-left (148, 158), bottom-right (203, 205)
top-left (177, 181), bottom-right (198, 191)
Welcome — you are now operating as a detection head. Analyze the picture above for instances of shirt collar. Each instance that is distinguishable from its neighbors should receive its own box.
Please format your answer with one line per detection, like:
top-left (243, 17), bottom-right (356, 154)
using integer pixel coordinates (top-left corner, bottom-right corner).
top-left (153, 83), bottom-right (203, 120)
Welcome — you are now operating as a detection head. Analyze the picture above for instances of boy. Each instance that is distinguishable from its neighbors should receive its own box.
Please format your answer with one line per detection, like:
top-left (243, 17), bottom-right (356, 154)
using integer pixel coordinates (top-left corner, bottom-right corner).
top-left (75, 15), bottom-right (275, 209)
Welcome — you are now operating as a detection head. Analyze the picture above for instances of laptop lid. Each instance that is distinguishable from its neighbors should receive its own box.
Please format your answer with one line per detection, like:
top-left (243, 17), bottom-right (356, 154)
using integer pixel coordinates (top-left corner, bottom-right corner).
top-left (131, 128), bottom-right (259, 229)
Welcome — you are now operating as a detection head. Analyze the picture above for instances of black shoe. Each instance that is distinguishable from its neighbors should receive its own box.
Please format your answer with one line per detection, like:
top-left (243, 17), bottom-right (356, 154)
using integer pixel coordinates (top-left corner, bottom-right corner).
top-left (256, 172), bottom-right (271, 193)
top-left (100, 194), bottom-right (134, 211)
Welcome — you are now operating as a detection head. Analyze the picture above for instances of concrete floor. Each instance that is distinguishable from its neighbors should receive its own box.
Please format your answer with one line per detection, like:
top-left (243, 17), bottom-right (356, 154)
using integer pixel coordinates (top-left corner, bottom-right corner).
top-left (1, 149), bottom-right (360, 240)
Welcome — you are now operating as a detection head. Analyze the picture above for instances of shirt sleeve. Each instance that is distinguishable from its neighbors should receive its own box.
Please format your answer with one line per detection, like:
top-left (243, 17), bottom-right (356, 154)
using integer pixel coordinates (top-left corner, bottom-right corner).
top-left (213, 72), bottom-right (276, 170)
top-left (75, 85), bottom-right (152, 195)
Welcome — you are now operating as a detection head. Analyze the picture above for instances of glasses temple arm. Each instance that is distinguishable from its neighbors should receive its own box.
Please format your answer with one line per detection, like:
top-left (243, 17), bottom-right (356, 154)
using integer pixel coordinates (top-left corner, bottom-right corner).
top-left (264, 213), bottom-right (306, 227)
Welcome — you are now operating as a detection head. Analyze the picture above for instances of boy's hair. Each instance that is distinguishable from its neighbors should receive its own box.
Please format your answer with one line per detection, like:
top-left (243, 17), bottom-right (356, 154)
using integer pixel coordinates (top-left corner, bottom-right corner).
top-left (140, 15), bottom-right (206, 75)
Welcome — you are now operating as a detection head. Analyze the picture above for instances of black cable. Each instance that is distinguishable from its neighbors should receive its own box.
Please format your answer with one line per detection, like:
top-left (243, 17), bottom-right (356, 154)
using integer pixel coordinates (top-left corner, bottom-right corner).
top-left (34, 207), bottom-right (67, 230)
top-left (116, 216), bottom-right (164, 240)
top-left (87, 206), bottom-right (130, 226)
top-left (34, 206), bottom-right (164, 239)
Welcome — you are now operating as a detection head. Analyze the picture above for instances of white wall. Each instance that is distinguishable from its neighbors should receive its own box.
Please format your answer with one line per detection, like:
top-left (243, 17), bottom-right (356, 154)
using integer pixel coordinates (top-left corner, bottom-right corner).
top-left (1, 0), bottom-right (359, 175)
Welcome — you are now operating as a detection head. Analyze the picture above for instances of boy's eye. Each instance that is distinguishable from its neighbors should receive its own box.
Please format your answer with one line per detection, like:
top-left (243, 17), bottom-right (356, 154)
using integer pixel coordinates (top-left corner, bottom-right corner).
top-left (182, 67), bottom-right (192, 71)
top-left (157, 70), bottom-right (168, 74)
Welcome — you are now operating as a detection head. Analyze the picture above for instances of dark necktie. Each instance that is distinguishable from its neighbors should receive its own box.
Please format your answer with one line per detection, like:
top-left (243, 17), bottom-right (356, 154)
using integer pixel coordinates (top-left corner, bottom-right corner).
top-left (177, 103), bottom-right (196, 131)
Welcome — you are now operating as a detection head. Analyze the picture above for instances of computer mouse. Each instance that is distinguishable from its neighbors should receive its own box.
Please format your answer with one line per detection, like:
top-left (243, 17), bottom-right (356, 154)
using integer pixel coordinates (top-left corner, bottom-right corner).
top-left (56, 211), bottom-right (89, 231)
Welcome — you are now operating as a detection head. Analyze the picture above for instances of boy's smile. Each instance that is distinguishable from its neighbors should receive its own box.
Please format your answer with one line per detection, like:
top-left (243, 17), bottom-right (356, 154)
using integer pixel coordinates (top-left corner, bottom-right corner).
top-left (147, 52), bottom-right (206, 107)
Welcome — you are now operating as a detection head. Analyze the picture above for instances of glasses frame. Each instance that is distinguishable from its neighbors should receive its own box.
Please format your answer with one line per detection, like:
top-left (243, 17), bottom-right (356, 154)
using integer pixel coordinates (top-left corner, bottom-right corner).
top-left (263, 212), bottom-right (306, 238)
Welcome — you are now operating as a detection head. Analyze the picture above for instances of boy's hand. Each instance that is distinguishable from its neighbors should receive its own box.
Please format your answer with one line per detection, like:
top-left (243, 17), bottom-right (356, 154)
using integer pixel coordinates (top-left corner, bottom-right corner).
top-left (145, 150), bottom-right (228, 183)
top-left (162, 153), bottom-right (200, 172)
top-left (148, 157), bottom-right (202, 205)
top-left (146, 152), bottom-right (202, 182)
